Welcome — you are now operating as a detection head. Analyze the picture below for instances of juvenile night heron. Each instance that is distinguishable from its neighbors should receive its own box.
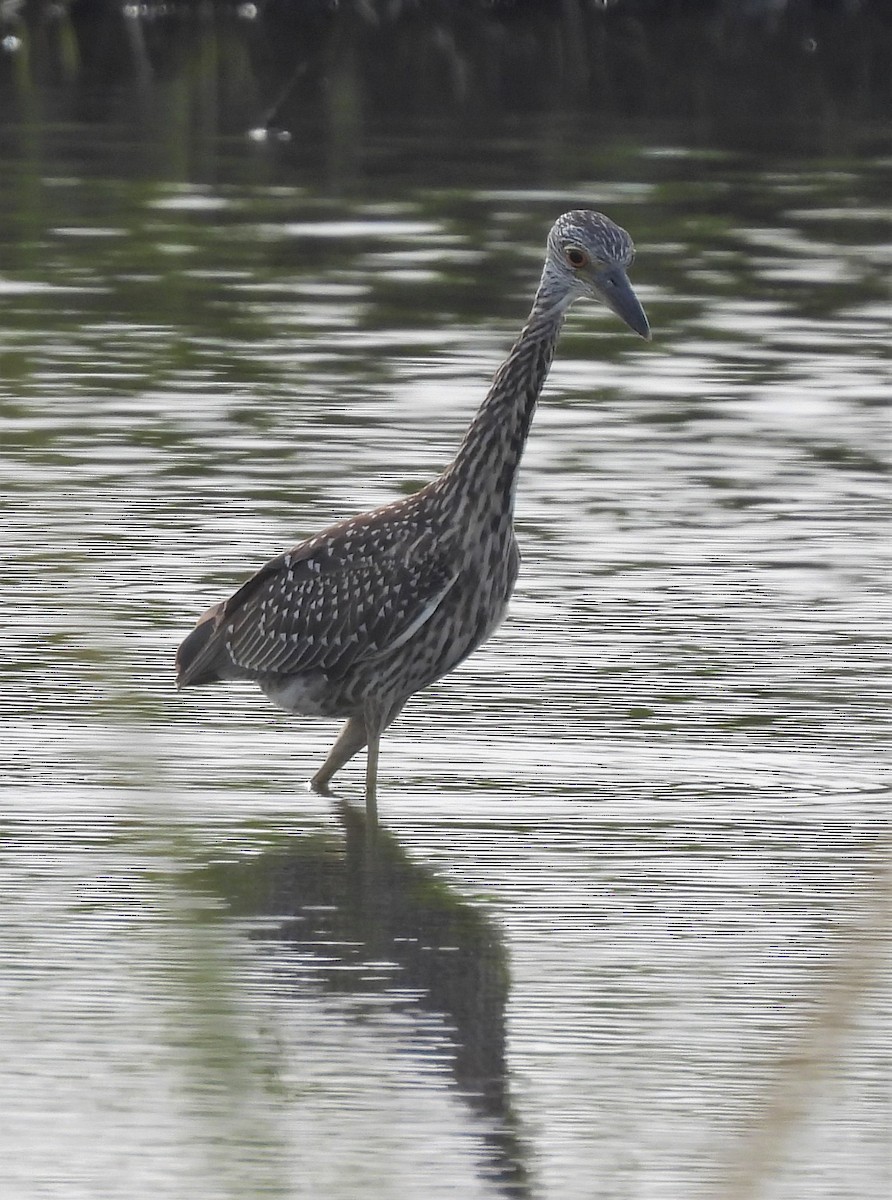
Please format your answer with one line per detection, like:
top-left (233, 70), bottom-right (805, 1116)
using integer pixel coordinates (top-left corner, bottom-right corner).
top-left (176, 210), bottom-right (649, 821)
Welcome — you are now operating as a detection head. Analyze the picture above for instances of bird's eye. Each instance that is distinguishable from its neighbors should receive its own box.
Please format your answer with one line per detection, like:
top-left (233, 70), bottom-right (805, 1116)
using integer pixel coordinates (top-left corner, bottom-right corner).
top-left (564, 246), bottom-right (588, 269)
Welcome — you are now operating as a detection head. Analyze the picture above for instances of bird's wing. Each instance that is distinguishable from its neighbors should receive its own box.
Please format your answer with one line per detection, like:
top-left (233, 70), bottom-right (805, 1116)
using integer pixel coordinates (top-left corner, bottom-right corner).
top-left (204, 509), bottom-right (461, 680)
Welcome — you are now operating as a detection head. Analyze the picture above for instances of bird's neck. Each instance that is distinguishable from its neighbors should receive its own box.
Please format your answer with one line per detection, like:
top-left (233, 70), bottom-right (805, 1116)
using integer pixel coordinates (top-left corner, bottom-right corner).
top-left (444, 281), bottom-right (572, 513)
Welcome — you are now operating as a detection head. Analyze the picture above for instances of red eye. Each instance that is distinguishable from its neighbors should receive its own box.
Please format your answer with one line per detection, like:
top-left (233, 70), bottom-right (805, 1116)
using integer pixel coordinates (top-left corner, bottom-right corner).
top-left (565, 246), bottom-right (587, 268)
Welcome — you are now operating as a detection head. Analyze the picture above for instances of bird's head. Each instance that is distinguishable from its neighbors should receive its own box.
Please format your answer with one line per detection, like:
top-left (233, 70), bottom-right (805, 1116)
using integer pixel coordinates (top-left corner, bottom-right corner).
top-left (544, 210), bottom-right (650, 340)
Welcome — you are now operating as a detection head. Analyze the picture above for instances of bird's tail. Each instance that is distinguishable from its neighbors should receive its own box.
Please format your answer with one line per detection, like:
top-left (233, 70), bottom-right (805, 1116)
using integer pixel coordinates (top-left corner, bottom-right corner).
top-left (175, 601), bottom-right (227, 688)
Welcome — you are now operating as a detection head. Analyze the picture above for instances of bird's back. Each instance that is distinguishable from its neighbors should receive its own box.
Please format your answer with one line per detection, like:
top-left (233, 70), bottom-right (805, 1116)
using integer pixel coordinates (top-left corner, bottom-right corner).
top-left (175, 475), bottom-right (519, 716)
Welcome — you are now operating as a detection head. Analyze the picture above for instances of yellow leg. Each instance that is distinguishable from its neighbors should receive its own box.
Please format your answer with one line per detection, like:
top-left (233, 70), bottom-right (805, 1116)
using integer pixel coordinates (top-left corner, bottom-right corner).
top-left (311, 703), bottom-right (396, 824)
top-left (310, 716), bottom-right (367, 795)
top-left (365, 723), bottom-right (380, 828)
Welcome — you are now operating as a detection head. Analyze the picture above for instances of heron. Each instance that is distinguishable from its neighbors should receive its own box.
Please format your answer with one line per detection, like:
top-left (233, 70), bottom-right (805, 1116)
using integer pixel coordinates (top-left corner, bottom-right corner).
top-left (176, 210), bottom-right (649, 822)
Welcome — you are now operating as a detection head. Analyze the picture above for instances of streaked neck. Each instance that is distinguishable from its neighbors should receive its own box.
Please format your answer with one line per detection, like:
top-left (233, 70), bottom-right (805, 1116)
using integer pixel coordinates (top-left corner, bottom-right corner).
top-left (444, 274), bottom-right (574, 511)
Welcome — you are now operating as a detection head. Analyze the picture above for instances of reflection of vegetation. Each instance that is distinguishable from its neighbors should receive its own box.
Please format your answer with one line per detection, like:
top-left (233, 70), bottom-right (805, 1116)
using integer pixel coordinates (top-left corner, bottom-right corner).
top-left (201, 802), bottom-right (532, 1199)
top-left (2, 0), bottom-right (891, 163)
top-left (2, 0), bottom-right (890, 426)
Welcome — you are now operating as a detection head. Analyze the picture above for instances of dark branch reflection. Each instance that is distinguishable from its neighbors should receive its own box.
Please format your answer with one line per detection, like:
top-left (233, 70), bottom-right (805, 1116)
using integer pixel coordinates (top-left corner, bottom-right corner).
top-left (203, 803), bottom-right (532, 1200)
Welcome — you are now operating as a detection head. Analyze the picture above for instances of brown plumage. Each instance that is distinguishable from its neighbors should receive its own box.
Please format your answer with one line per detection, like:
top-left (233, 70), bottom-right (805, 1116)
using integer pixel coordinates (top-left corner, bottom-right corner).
top-left (177, 210), bottom-right (649, 821)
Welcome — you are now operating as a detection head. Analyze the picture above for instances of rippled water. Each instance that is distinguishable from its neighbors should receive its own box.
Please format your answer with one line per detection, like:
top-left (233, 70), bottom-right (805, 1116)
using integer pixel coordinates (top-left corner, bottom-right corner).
top-left (1, 117), bottom-right (890, 1199)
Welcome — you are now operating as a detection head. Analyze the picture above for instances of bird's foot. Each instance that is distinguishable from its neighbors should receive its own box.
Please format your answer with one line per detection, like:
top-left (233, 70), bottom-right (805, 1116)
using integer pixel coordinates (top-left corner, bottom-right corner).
top-left (308, 773), bottom-right (336, 797)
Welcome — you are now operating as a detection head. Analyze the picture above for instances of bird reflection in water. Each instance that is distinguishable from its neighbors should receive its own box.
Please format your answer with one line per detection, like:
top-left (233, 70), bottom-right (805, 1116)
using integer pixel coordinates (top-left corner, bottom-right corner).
top-left (205, 803), bottom-right (532, 1199)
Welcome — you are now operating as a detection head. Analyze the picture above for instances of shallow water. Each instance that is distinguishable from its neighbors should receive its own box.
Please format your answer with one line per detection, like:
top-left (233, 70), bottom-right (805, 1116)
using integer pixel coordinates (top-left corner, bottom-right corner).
top-left (2, 13), bottom-right (891, 1198)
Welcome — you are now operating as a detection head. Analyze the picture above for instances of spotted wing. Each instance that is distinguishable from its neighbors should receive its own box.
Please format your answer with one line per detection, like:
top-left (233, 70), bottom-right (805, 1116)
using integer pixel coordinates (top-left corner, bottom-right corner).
top-left (184, 510), bottom-right (460, 683)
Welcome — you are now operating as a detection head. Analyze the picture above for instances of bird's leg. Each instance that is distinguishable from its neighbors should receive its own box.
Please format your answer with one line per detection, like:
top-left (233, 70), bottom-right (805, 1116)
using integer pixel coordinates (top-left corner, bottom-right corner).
top-left (365, 733), bottom-right (379, 827)
top-left (310, 715), bottom-right (367, 795)
top-left (364, 714), bottom-right (382, 828)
